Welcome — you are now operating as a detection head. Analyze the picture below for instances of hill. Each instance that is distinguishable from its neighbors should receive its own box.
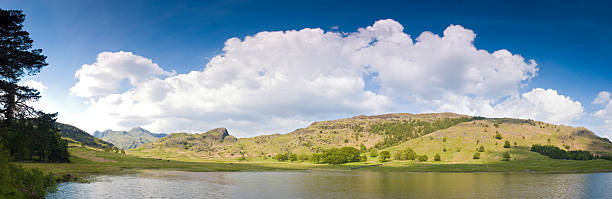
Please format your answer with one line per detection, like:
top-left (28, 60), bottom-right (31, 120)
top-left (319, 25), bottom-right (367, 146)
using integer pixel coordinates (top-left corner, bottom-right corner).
top-left (386, 118), bottom-right (612, 163)
top-left (93, 127), bottom-right (167, 149)
top-left (132, 113), bottom-right (472, 158)
top-left (130, 113), bottom-right (612, 164)
top-left (56, 123), bottom-right (115, 149)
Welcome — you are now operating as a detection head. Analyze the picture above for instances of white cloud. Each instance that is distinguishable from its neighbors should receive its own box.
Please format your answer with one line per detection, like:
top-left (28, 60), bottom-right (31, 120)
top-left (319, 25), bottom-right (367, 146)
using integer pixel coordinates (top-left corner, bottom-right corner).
top-left (69, 19), bottom-right (586, 137)
top-left (70, 51), bottom-right (174, 97)
top-left (593, 91), bottom-right (612, 138)
top-left (593, 91), bottom-right (611, 105)
top-left (489, 88), bottom-right (583, 124)
top-left (21, 80), bottom-right (47, 92)
top-left (18, 80), bottom-right (54, 113)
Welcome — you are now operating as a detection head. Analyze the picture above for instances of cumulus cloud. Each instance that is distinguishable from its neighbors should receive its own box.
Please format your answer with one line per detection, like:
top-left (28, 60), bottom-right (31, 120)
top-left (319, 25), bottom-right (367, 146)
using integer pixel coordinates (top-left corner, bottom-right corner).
top-left (21, 80), bottom-right (47, 92)
top-left (592, 91), bottom-right (612, 138)
top-left (70, 51), bottom-right (174, 97)
top-left (70, 19), bottom-right (585, 136)
top-left (593, 91), bottom-right (611, 105)
top-left (18, 80), bottom-right (54, 113)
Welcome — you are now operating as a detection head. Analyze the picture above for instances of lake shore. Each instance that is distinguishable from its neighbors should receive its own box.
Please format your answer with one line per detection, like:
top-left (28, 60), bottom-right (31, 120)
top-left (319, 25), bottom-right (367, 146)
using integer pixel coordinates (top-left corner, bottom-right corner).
top-left (16, 147), bottom-right (612, 182)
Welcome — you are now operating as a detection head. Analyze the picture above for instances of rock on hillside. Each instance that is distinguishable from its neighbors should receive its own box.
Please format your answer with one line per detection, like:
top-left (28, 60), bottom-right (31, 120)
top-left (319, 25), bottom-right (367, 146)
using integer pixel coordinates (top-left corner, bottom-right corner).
top-left (93, 127), bottom-right (167, 149)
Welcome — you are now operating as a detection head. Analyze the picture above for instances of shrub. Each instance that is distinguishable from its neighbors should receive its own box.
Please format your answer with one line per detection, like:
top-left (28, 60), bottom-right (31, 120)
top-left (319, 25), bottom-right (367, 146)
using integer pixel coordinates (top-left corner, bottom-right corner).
top-left (502, 152), bottom-right (510, 161)
top-left (417, 155), bottom-right (428, 162)
top-left (298, 154), bottom-right (310, 161)
top-left (274, 153), bottom-right (289, 161)
top-left (393, 148), bottom-right (416, 160)
top-left (379, 151), bottom-right (391, 162)
top-left (434, 153), bottom-right (441, 161)
top-left (495, 132), bottom-right (503, 140)
top-left (311, 147), bottom-right (365, 165)
top-left (1, 145), bottom-right (57, 198)
top-left (473, 152), bottom-right (480, 159)
top-left (503, 140), bottom-right (511, 148)
top-left (360, 143), bottom-right (367, 152)
top-left (369, 149), bottom-right (378, 157)
top-left (288, 153), bottom-right (298, 162)
top-left (478, 146), bottom-right (485, 152)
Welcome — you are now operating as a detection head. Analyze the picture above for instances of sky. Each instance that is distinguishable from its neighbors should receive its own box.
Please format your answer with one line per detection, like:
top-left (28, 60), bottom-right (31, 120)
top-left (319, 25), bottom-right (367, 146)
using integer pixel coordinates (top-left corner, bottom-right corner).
top-left (1, 0), bottom-right (612, 138)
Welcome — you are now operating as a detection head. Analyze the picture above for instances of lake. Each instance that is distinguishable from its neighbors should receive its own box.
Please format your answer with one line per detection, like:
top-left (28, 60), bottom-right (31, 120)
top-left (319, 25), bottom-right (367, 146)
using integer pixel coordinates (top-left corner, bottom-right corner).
top-left (47, 171), bottom-right (612, 199)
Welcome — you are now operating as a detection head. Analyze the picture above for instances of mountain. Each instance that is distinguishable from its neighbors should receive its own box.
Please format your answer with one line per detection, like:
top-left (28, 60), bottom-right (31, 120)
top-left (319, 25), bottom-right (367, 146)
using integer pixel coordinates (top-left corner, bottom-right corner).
top-left (93, 127), bottom-right (167, 149)
top-left (131, 113), bottom-right (612, 162)
top-left (56, 123), bottom-right (115, 149)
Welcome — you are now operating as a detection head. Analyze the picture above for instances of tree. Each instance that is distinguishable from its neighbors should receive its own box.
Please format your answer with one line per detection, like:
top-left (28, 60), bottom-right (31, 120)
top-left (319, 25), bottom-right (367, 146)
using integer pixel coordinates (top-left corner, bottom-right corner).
top-left (359, 143), bottom-right (367, 153)
top-left (0, 10), bottom-right (48, 123)
top-left (369, 149), bottom-right (378, 157)
top-left (393, 148), bottom-right (416, 160)
top-left (310, 147), bottom-right (365, 165)
top-left (434, 153), bottom-right (441, 161)
top-left (417, 155), bottom-right (428, 162)
top-left (379, 150), bottom-right (390, 162)
top-left (121, 149), bottom-right (126, 155)
top-left (473, 152), bottom-right (480, 159)
top-left (0, 9), bottom-right (67, 163)
top-left (503, 140), bottom-right (511, 148)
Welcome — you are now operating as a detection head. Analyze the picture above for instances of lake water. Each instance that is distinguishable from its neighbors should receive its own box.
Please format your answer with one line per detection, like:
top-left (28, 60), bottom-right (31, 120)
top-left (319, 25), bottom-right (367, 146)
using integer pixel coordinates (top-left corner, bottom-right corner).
top-left (47, 171), bottom-right (612, 199)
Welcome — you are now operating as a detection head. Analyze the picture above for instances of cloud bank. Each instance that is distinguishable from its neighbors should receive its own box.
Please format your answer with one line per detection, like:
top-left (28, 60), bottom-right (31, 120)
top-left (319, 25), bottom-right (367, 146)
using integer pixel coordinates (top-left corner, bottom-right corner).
top-left (70, 19), bottom-right (585, 137)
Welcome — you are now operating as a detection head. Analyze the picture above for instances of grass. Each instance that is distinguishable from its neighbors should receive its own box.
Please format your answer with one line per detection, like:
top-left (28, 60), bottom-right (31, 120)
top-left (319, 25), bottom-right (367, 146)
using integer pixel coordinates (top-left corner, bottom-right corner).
top-left (16, 146), bottom-right (612, 181)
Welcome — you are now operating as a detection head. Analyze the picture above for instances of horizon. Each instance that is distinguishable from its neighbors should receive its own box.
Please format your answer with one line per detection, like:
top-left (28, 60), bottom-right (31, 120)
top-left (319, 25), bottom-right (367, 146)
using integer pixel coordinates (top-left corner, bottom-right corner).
top-left (1, 0), bottom-right (611, 139)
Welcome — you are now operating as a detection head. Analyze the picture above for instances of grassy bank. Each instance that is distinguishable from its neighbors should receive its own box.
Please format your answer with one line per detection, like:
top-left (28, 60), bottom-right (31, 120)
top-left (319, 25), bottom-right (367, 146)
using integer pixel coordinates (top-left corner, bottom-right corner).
top-left (16, 147), bottom-right (612, 181)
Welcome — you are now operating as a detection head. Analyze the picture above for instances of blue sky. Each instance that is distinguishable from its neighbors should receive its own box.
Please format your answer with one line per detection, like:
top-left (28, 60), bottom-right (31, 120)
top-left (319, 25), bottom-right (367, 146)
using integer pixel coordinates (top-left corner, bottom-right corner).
top-left (2, 0), bottom-right (612, 138)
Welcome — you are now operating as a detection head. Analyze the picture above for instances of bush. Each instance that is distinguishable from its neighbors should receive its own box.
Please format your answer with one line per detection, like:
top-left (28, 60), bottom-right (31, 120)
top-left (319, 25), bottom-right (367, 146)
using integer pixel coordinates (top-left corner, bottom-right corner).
top-left (379, 151), bottom-right (390, 162)
top-left (288, 153), bottom-right (298, 162)
top-left (495, 132), bottom-right (503, 140)
top-left (274, 153), bottom-right (291, 161)
top-left (473, 152), bottom-right (480, 159)
top-left (434, 153), bottom-right (441, 161)
top-left (360, 143), bottom-right (367, 152)
top-left (393, 148), bottom-right (417, 160)
top-left (502, 152), bottom-right (510, 161)
top-left (369, 149), bottom-right (378, 157)
top-left (298, 154), bottom-right (310, 161)
top-left (417, 155), bottom-right (428, 162)
top-left (503, 140), bottom-right (511, 148)
top-left (1, 144), bottom-right (57, 198)
top-left (311, 147), bottom-right (365, 165)
top-left (478, 146), bottom-right (485, 152)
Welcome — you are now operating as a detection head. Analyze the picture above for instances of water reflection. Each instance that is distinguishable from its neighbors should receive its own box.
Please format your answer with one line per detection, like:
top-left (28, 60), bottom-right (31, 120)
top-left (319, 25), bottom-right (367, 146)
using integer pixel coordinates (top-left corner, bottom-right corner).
top-left (47, 171), bottom-right (612, 199)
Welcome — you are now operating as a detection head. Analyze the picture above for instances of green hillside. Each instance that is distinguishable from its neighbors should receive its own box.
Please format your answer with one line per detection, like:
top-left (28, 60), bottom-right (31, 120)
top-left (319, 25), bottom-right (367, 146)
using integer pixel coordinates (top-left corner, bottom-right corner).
top-left (93, 127), bottom-right (167, 149)
top-left (131, 113), bottom-right (612, 165)
top-left (386, 118), bottom-right (612, 163)
top-left (132, 113), bottom-right (471, 159)
top-left (56, 123), bottom-right (115, 149)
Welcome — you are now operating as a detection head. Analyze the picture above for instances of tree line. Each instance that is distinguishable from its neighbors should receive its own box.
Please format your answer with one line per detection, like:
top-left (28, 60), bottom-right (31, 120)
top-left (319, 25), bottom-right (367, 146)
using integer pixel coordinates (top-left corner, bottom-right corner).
top-left (530, 144), bottom-right (607, 161)
top-left (1, 9), bottom-right (68, 198)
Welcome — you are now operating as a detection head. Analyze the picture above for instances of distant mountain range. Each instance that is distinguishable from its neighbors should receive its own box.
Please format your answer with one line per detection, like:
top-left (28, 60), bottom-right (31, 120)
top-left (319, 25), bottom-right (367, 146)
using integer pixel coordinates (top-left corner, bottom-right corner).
top-left (93, 127), bottom-right (167, 149)
top-left (56, 122), bottom-right (115, 149)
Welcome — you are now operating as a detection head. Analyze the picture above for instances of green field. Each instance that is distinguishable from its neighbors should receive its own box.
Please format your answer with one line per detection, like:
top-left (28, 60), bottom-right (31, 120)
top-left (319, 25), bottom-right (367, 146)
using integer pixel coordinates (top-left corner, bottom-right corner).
top-left (17, 146), bottom-right (612, 182)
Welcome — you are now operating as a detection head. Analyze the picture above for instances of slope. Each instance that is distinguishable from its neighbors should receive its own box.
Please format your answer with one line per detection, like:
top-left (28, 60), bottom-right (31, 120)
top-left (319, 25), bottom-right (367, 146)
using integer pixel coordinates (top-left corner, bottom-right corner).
top-left (56, 123), bottom-right (115, 149)
top-left (93, 127), bottom-right (167, 149)
top-left (131, 113), bottom-right (472, 159)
